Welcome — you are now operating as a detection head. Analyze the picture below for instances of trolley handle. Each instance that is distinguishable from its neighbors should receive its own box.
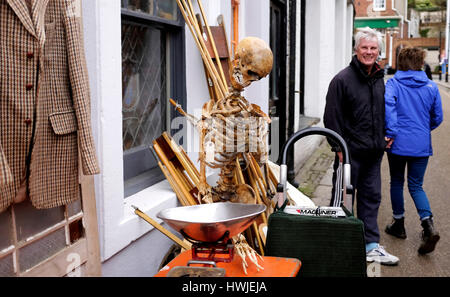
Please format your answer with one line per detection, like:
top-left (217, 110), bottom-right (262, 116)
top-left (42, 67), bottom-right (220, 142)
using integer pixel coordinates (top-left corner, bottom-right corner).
top-left (277, 127), bottom-right (353, 211)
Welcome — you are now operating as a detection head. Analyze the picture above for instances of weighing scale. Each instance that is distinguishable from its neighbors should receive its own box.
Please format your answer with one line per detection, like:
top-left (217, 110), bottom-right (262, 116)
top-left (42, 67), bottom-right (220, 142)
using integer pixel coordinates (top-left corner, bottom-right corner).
top-left (153, 202), bottom-right (301, 277)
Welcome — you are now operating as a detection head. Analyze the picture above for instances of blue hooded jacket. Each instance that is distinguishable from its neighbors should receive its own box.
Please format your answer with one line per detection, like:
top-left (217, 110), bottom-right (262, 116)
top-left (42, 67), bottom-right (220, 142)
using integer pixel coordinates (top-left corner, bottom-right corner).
top-left (385, 70), bottom-right (443, 157)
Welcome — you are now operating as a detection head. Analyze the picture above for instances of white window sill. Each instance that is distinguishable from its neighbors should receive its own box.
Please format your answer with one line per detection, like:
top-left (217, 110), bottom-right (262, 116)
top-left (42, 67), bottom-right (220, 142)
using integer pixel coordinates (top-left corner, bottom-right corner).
top-left (100, 178), bottom-right (180, 260)
top-left (122, 179), bottom-right (179, 224)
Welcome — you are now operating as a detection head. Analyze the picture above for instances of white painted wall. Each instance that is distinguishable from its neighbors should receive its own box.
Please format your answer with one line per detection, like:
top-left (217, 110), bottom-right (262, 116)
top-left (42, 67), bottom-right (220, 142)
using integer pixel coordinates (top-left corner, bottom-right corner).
top-left (293, 0), bottom-right (354, 175)
top-left (304, 0), bottom-right (336, 120)
top-left (241, 0), bottom-right (271, 112)
top-left (293, 0), bottom-right (338, 171)
top-left (335, 0), bottom-right (346, 73)
top-left (346, 4), bottom-right (355, 63)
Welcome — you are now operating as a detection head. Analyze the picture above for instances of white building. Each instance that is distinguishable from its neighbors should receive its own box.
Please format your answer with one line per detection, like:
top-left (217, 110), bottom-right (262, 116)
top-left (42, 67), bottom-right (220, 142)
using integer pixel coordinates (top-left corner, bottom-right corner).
top-left (79, 0), bottom-right (355, 276)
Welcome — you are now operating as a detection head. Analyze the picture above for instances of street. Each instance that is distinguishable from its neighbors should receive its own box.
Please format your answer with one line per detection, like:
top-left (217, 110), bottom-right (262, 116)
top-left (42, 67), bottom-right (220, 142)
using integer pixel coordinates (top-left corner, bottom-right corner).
top-left (296, 81), bottom-right (450, 277)
top-left (377, 83), bottom-right (450, 277)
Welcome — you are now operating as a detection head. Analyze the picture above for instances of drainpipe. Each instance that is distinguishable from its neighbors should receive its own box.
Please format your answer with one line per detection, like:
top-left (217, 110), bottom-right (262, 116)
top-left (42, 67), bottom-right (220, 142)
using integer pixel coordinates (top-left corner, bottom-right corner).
top-left (287, 0), bottom-right (297, 186)
top-left (389, 33), bottom-right (393, 66)
top-left (445, 0), bottom-right (449, 81)
top-left (391, 0), bottom-right (405, 68)
top-left (391, 2), bottom-right (404, 39)
top-left (300, 0), bottom-right (305, 115)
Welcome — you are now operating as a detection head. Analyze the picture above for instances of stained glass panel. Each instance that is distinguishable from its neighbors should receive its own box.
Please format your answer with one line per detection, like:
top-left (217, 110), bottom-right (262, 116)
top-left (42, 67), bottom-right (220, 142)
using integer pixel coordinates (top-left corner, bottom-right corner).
top-left (122, 22), bottom-right (167, 153)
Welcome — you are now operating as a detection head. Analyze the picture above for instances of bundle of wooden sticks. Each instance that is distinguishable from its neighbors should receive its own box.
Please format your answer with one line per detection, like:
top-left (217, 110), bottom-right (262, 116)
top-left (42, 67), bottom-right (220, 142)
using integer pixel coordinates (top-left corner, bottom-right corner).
top-left (175, 0), bottom-right (229, 100)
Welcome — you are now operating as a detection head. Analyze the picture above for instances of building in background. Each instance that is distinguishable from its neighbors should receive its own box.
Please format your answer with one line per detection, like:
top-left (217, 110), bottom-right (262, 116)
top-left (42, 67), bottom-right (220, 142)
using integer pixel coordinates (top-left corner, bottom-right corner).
top-left (408, 1), bottom-right (447, 72)
top-left (354, 0), bottom-right (447, 72)
top-left (354, 0), bottom-right (409, 69)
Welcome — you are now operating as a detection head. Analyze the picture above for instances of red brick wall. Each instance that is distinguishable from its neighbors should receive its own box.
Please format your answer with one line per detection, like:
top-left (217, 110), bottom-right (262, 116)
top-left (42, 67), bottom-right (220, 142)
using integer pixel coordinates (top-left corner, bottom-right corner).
top-left (391, 37), bottom-right (443, 68)
top-left (354, 0), bottom-right (397, 17)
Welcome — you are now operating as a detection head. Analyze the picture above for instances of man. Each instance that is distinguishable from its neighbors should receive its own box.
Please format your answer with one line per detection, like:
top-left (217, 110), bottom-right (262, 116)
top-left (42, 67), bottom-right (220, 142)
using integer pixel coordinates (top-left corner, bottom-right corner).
top-left (324, 27), bottom-right (399, 265)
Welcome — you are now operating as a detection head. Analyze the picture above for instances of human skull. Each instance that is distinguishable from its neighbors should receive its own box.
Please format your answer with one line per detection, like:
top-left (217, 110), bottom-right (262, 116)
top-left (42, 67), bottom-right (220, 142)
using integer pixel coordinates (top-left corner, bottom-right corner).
top-left (230, 37), bottom-right (273, 91)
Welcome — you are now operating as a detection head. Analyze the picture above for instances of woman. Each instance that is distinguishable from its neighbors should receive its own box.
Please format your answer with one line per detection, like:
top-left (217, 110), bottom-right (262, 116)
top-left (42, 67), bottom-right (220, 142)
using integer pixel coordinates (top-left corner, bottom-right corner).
top-left (384, 47), bottom-right (443, 255)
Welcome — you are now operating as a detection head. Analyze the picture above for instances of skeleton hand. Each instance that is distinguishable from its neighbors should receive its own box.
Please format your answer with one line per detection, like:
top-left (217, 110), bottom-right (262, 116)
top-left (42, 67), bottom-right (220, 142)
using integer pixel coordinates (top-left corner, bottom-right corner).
top-left (233, 234), bottom-right (264, 275)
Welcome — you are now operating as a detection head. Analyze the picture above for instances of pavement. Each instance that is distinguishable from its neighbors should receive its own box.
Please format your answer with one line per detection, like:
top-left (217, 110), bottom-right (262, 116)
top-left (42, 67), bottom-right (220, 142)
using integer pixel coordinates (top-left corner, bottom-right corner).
top-left (294, 76), bottom-right (450, 277)
top-left (295, 139), bottom-right (335, 207)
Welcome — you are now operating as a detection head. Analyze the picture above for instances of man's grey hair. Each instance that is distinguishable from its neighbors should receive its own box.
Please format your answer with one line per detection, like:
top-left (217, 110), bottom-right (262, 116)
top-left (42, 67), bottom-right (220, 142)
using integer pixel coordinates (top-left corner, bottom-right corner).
top-left (354, 27), bottom-right (383, 51)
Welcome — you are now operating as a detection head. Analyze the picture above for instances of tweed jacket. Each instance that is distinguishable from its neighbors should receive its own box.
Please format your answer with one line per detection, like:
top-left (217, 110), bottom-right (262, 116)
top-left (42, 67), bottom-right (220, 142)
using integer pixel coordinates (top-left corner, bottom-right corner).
top-left (0, 0), bottom-right (100, 212)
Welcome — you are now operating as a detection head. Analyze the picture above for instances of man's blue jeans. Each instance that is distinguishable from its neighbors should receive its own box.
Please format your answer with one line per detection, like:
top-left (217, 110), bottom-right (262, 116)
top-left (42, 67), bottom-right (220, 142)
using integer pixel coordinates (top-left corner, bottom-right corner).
top-left (387, 153), bottom-right (432, 220)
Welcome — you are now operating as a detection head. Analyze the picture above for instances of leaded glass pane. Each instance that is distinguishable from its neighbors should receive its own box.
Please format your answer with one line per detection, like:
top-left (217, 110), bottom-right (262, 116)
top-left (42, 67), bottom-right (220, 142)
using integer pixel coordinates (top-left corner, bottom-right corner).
top-left (122, 22), bottom-right (167, 153)
top-left (121, 0), bottom-right (178, 21)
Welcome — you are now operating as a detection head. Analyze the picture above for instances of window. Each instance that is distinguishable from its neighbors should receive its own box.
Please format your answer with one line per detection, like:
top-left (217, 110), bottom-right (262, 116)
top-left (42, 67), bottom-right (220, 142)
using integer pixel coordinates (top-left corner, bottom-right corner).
top-left (121, 0), bottom-right (185, 197)
top-left (0, 199), bottom-right (83, 276)
top-left (373, 0), bottom-right (386, 11)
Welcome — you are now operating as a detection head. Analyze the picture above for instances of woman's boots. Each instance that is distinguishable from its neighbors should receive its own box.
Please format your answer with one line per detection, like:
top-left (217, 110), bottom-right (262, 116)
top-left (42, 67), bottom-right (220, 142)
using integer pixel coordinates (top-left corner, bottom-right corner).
top-left (385, 217), bottom-right (407, 239)
top-left (385, 217), bottom-right (440, 254)
top-left (418, 218), bottom-right (440, 255)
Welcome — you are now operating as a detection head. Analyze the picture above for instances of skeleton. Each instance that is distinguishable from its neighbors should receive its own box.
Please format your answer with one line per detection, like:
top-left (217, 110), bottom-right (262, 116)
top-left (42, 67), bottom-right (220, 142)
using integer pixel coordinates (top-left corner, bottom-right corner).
top-left (170, 36), bottom-right (273, 273)
top-left (196, 37), bottom-right (273, 273)
top-left (197, 37), bottom-right (273, 206)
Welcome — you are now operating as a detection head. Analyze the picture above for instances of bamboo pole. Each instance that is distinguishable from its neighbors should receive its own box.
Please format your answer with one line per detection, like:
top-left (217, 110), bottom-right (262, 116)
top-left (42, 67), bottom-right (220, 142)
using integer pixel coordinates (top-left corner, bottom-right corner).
top-left (267, 163), bottom-right (279, 188)
top-left (153, 142), bottom-right (197, 206)
top-left (177, 0), bottom-right (222, 90)
top-left (198, 121), bottom-right (208, 201)
top-left (252, 222), bottom-right (264, 256)
top-left (176, 0), bottom-right (227, 97)
top-left (248, 157), bottom-right (268, 203)
top-left (165, 166), bottom-right (189, 206)
top-left (169, 98), bottom-right (199, 122)
top-left (249, 155), bottom-right (268, 190)
top-left (151, 146), bottom-right (189, 206)
top-left (195, 14), bottom-right (219, 101)
top-left (187, 3), bottom-right (227, 97)
top-left (235, 156), bottom-right (245, 184)
top-left (132, 205), bottom-right (191, 250)
top-left (197, 0), bottom-right (228, 88)
top-left (247, 169), bottom-right (268, 225)
top-left (264, 163), bottom-right (276, 194)
top-left (160, 161), bottom-right (189, 206)
top-left (162, 132), bottom-right (201, 187)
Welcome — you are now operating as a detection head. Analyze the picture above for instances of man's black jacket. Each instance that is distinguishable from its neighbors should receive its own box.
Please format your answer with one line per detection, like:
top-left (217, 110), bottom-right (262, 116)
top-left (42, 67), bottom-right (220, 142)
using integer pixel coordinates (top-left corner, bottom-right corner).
top-left (324, 55), bottom-right (386, 156)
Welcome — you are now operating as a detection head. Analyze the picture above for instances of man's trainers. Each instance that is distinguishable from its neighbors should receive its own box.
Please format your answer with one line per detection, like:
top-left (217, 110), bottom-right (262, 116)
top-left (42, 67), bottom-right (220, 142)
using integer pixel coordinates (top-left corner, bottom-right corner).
top-left (366, 245), bottom-right (399, 266)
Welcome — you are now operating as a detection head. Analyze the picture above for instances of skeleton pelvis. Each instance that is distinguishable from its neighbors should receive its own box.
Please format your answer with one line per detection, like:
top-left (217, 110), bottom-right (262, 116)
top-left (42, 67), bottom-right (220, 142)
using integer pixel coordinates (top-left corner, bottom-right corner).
top-left (212, 184), bottom-right (256, 204)
top-left (235, 184), bottom-right (257, 204)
